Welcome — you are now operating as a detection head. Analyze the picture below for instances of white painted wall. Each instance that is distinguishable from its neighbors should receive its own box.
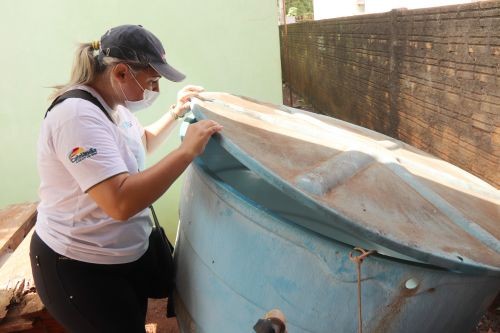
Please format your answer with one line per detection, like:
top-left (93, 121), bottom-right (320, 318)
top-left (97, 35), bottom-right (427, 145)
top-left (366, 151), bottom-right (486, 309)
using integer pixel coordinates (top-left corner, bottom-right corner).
top-left (365, 0), bottom-right (475, 13)
top-left (314, 0), bottom-right (477, 19)
top-left (314, 0), bottom-right (365, 20)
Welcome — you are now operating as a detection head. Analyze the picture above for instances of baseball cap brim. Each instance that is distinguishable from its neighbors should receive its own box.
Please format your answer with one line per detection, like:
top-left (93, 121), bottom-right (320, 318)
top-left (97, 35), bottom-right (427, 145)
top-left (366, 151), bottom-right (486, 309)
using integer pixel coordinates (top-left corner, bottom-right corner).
top-left (150, 62), bottom-right (186, 82)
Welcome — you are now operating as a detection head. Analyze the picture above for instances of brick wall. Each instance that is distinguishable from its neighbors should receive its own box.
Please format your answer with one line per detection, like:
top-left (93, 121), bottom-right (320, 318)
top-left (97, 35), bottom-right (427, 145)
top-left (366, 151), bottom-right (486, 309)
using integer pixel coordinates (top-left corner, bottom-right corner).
top-left (280, 1), bottom-right (500, 188)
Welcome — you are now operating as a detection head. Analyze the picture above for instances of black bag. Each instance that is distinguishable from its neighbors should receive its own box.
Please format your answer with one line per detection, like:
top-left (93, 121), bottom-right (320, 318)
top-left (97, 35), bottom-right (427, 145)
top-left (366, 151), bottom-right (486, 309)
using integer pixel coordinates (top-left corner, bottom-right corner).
top-left (147, 208), bottom-right (177, 317)
top-left (147, 205), bottom-right (175, 300)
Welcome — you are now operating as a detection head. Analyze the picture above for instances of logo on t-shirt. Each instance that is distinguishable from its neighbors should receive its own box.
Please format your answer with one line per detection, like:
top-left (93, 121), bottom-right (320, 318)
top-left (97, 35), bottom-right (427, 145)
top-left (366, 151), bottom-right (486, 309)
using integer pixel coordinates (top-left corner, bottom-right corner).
top-left (68, 147), bottom-right (97, 164)
top-left (120, 120), bottom-right (133, 129)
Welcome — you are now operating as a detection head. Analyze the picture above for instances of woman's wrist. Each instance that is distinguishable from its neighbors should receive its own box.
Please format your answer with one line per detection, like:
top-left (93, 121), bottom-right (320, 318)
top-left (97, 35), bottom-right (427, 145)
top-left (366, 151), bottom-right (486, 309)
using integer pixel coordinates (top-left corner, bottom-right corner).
top-left (168, 103), bottom-right (185, 120)
top-left (175, 145), bottom-right (197, 163)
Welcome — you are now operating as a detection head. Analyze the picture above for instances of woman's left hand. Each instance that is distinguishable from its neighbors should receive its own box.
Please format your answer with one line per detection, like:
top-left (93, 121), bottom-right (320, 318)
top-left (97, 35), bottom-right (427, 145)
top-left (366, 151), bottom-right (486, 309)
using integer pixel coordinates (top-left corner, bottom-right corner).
top-left (173, 85), bottom-right (205, 118)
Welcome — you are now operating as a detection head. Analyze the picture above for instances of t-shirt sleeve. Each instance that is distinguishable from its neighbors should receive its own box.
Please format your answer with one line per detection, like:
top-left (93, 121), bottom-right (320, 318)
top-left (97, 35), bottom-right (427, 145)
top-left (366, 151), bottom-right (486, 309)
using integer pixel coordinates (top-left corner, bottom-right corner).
top-left (52, 102), bottom-right (129, 192)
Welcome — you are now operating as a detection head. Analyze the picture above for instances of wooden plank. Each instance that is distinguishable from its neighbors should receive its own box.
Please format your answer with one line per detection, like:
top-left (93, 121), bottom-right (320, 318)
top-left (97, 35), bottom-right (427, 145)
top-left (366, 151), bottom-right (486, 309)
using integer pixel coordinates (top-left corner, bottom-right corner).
top-left (0, 308), bottom-right (66, 333)
top-left (0, 203), bottom-right (37, 269)
top-left (0, 203), bottom-right (66, 332)
top-left (0, 228), bottom-right (40, 321)
top-left (0, 317), bottom-right (34, 333)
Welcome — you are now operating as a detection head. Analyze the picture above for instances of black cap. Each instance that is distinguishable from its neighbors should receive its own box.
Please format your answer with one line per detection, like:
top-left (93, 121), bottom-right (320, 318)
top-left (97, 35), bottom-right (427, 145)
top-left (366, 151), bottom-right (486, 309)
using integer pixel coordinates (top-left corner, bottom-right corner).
top-left (99, 24), bottom-right (185, 82)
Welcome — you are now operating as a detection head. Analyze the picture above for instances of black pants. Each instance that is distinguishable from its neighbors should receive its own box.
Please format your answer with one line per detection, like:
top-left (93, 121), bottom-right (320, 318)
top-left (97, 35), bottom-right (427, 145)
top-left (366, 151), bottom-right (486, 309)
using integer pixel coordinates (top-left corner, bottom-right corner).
top-left (30, 231), bottom-right (160, 333)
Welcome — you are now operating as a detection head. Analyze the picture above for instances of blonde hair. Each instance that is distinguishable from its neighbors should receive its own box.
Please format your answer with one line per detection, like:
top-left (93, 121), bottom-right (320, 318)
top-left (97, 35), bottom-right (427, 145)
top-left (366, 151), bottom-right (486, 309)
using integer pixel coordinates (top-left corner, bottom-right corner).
top-left (49, 43), bottom-right (98, 101)
top-left (49, 43), bottom-right (144, 101)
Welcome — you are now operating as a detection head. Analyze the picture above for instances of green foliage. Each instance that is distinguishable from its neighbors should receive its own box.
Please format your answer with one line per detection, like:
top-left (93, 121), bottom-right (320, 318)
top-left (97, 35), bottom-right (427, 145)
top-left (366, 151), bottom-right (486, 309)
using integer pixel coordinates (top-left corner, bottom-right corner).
top-left (286, 0), bottom-right (313, 17)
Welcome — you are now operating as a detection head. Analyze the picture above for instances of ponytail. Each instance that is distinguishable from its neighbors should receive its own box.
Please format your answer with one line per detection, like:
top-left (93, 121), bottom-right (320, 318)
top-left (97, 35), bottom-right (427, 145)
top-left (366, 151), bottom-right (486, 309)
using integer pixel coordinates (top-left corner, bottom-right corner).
top-left (49, 43), bottom-right (101, 101)
top-left (49, 42), bottom-right (147, 102)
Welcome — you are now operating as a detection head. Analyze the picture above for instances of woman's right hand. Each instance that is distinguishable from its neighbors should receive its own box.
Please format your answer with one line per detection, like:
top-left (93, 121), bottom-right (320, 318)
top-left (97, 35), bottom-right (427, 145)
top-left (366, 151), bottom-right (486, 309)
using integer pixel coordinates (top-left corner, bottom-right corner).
top-left (180, 120), bottom-right (223, 159)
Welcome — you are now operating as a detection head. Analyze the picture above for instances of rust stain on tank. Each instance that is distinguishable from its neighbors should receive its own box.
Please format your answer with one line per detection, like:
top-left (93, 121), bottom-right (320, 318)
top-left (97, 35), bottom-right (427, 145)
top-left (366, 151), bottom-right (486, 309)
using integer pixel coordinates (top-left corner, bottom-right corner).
top-left (372, 281), bottom-right (421, 333)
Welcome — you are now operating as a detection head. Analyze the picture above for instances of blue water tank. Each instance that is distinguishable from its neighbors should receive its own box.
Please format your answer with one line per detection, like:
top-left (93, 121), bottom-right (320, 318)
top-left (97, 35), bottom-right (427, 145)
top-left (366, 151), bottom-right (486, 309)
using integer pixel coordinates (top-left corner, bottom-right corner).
top-left (173, 93), bottom-right (500, 333)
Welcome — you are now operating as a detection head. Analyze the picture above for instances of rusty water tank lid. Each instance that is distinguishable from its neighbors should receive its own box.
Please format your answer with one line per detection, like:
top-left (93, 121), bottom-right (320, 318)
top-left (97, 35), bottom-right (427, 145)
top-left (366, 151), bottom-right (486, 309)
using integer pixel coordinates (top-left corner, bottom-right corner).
top-left (190, 93), bottom-right (500, 276)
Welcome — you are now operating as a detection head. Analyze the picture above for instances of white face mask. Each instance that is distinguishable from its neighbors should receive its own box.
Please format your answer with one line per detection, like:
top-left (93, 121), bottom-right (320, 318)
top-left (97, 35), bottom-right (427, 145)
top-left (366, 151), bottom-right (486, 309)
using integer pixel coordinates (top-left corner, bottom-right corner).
top-left (119, 65), bottom-right (160, 112)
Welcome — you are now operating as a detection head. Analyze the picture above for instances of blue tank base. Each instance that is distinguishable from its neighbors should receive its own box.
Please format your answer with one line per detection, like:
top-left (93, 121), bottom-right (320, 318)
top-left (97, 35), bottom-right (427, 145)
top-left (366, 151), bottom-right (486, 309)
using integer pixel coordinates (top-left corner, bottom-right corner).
top-left (174, 164), bottom-right (499, 333)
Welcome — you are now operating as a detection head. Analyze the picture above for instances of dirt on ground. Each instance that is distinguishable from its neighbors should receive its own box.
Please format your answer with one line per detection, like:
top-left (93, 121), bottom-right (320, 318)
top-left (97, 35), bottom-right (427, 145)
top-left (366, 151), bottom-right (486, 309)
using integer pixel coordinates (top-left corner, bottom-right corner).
top-left (145, 299), bottom-right (179, 333)
top-left (473, 302), bottom-right (500, 333)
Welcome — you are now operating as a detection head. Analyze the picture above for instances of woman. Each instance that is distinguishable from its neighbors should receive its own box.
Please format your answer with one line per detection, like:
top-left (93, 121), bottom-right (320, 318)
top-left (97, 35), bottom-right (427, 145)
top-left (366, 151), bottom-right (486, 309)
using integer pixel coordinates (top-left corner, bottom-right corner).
top-left (30, 24), bottom-right (222, 332)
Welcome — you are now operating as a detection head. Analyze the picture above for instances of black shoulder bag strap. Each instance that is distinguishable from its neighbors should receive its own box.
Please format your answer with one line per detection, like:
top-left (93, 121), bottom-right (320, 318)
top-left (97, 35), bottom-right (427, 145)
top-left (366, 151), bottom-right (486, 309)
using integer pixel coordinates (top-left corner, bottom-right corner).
top-left (45, 89), bottom-right (112, 122)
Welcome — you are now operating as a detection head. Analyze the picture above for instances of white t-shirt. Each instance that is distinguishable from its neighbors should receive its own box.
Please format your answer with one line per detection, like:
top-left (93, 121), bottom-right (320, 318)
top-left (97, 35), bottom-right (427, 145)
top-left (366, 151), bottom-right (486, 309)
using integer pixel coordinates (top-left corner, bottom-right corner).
top-left (36, 85), bottom-right (152, 264)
